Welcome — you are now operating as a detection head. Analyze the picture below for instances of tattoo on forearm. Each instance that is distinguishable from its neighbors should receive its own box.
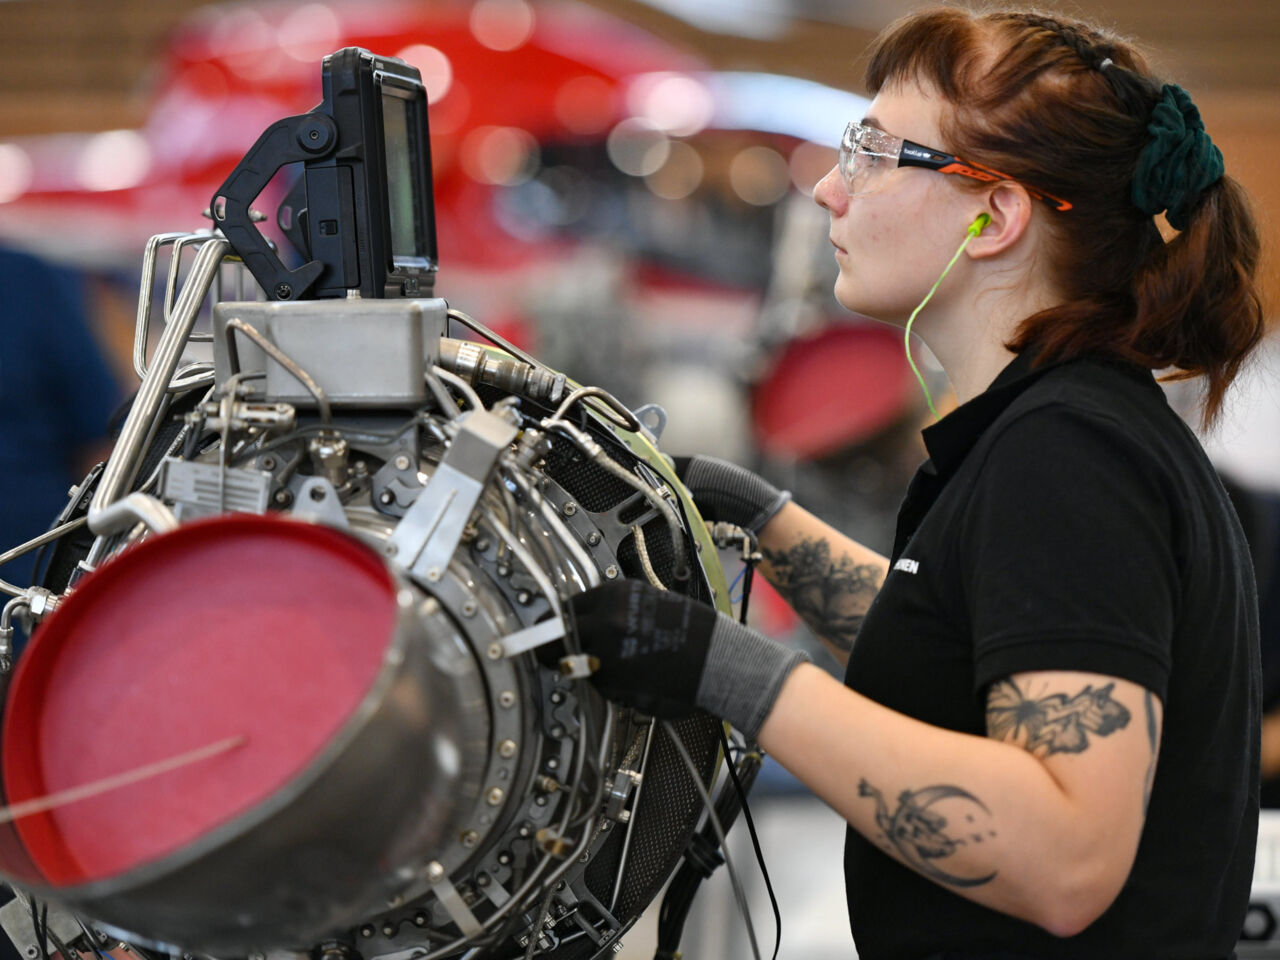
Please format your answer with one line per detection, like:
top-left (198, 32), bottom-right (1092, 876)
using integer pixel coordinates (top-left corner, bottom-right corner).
top-left (858, 778), bottom-right (997, 888)
top-left (986, 679), bottom-right (1131, 756)
top-left (1142, 690), bottom-right (1159, 813)
top-left (761, 537), bottom-right (883, 653)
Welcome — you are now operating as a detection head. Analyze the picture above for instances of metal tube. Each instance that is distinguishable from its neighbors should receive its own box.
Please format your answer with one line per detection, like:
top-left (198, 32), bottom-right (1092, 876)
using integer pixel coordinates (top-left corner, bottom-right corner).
top-left (90, 493), bottom-right (180, 538)
top-left (609, 719), bottom-right (656, 912)
top-left (0, 516), bottom-right (87, 571)
top-left (133, 233), bottom-right (190, 381)
top-left (93, 237), bottom-right (229, 533)
top-left (222, 318), bottom-right (331, 425)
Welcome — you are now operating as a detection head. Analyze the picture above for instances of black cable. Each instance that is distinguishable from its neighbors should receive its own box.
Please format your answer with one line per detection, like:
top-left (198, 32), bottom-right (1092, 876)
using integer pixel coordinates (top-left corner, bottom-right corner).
top-left (28, 898), bottom-right (48, 960)
top-left (718, 726), bottom-right (780, 960)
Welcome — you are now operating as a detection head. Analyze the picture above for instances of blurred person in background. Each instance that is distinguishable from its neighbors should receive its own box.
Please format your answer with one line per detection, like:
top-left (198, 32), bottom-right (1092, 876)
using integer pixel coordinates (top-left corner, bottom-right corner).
top-left (558, 6), bottom-right (1266, 956)
top-left (0, 244), bottom-right (122, 617)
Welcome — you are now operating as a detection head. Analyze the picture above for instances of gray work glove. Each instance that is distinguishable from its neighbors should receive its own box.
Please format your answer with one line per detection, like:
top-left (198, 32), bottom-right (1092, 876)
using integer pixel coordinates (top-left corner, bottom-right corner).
top-left (673, 455), bottom-right (791, 535)
top-left (565, 579), bottom-right (809, 740)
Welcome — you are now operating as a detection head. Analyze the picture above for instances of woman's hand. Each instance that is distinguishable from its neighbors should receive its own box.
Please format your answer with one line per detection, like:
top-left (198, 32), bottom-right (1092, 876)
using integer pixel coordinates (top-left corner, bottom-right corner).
top-left (672, 455), bottom-right (791, 534)
top-left (565, 578), bottom-right (808, 740)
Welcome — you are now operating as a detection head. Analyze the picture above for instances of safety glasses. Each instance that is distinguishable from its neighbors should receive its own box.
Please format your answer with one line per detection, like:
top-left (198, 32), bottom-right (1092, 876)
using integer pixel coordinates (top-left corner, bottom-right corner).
top-left (839, 121), bottom-right (1073, 212)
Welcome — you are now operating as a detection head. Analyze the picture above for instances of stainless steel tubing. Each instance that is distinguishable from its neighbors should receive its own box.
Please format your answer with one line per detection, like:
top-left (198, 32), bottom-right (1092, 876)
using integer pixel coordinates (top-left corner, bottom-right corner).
top-left (93, 237), bottom-right (230, 534)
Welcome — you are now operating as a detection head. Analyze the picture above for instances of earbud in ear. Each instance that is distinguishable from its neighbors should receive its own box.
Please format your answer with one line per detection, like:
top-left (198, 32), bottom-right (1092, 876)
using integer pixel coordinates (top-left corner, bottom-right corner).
top-left (969, 213), bottom-right (992, 236)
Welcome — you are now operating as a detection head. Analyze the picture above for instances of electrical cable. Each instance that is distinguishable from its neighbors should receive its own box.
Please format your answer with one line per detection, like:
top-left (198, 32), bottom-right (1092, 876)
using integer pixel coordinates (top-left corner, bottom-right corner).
top-left (661, 720), bottom-right (762, 960)
top-left (904, 213), bottom-right (992, 420)
top-left (718, 726), bottom-right (780, 960)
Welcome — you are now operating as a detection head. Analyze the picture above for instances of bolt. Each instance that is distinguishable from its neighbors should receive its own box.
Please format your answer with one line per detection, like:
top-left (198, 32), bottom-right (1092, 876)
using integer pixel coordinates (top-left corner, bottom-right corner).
top-left (498, 851), bottom-right (512, 865)
top-left (274, 489), bottom-right (293, 506)
top-left (534, 794), bottom-right (548, 807)
top-left (379, 490), bottom-right (396, 505)
top-left (498, 739), bottom-right (517, 758)
top-left (546, 756), bottom-right (559, 770)
top-left (477, 873), bottom-right (490, 887)
top-left (498, 690), bottom-right (516, 708)
top-left (550, 691), bottom-right (564, 704)
top-left (426, 567), bottom-right (441, 582)
top-left (394, 454), bottom-right (411, 471)
top-left (426, 861), bottom-right (445, 881)
top-left (461, 830), bottom-right (480, 847)
top-left (486, 787), bottom-right (505, 806)
top-left (487, 642), bottom-right (503, 660)
top-left (550, 725), bottom-right (565, 737)
top-left (475, 538), bottom-right (491, 552)
top-left (605, 565), bottom-right (619, 579)
top-left (519, 823), bottom-right (532, 837)
top-left (310, 485), bottom-right (326, 501)
top-left (26, 949), bottom-right (38, 958)
top-left (359, 926), bottom-right (375, 939)
top-left (381, 924), bottom-right (396, 937)
top-left (516, 590), bottom-right (532, 605)
top-left (413, 913), bottom-right (429, 928)
top-left (462, 600), bottom-right (478, 617)
top-left (261, 456), bottom-right (276, 470)
top-left (562, 501), bottom-right (578, 516)
top-left (274, 282), bottom-right (293, 299)
top-left (384, 542), bottom-right (399, 557)
top-left (587, 531), bottom-right (602, 546)
top-left (497, 564), bottom-right (511, 578)
top-left (537, 775), bottom-right (561, 793)
top-left (613, 944), bottom-right (624, 954)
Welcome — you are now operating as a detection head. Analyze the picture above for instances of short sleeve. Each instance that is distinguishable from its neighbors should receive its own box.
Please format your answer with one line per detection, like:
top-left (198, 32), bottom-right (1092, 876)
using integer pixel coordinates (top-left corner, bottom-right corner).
top-left (960, 404), bottom-right (1177, 701)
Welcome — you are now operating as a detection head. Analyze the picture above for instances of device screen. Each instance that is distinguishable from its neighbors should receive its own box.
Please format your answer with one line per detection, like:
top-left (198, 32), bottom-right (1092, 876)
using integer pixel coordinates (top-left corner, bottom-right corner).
top-left (381, 90), bottom-right (421, 260)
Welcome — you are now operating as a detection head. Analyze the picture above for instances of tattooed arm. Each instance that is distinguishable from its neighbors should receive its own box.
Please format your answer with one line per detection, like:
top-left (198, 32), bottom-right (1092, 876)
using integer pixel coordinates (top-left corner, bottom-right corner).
top-left (757, 665), bottom-right (1163, 936)
top-left (755, 502), bottom-right (889, 667)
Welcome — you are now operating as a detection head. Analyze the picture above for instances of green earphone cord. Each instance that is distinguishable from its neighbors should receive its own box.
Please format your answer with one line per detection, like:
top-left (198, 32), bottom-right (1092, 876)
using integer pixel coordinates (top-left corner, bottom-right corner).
top-left (904, 213), bottom-right (992, 420)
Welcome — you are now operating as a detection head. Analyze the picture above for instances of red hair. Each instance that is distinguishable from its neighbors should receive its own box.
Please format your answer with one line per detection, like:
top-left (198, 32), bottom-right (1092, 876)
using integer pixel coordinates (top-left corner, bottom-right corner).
top-left (865, 7), bottom-right (1264, 427)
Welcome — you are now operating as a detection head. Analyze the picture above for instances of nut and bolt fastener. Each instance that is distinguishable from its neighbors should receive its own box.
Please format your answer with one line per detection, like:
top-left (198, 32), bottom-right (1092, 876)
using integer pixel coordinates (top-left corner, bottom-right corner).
top-left (381, 924), bottom-right (395, 937)
top-left (587, 531), bottom-right (601, 546)
top-left (413, 913), bottom-right (429, 928)
top-left (486, 787), bottom-right (505, 806)
top-left (605, 565), bottom-right (619, 579)
top-left (427, 861), bottom-right (446, 881)
top-left (546, 756), bottom-right (559, 770)
top-left (460, 830), bottom-right (479, 848)
top-left (498, 690), bottom-right (516, 708)
top-left (487, 642), bottom-right (503, 660)
top-left (477, 874), bottom-right (490, 887)
top-left (462, 600), bottom-right (477, 616)
top-left (516, 590), bottom-right (531, 605)
top-left (498, 739), bottom-right (517, 758)
top-left (261, 456), bottom-right (276, 470)
top-left (426, 567), bottom-right (441, 581)
top-left (274, 282), bottom-right (292, 299)
top-left (378, 490), bottom-right (395, 505)
top-left (359, 926), bottom-right (375, 938)
top-left (562, 501), bottom-right (578, 516)
top-left (498, 851), bottom-right (512, 864)
top-left (394, 454), bottom-right (411, 470)
top-left (274, 489), bottom-right (293, 506)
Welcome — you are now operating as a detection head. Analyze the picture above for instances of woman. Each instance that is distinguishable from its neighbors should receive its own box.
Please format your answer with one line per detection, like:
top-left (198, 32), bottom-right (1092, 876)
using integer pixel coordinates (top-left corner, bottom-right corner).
top-left (566, 7), bottom-right (1264, 956)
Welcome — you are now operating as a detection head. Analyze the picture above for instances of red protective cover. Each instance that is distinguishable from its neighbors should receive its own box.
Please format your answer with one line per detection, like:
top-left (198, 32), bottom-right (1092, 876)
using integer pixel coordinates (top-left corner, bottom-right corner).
top-left (1, 515), bottom-right (398, 886)
top-left (752, 323), bottom-right (915, 460)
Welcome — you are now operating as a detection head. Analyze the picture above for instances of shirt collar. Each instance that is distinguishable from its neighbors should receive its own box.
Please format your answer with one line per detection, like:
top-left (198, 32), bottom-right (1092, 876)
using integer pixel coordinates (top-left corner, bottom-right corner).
top-left (920, 350), bottom-right (1055, 478)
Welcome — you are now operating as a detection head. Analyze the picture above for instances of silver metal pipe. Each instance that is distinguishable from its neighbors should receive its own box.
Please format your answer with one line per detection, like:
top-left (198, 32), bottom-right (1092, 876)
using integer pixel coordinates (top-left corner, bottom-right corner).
top-left (503, 466), bottom-right (598, 592)
top-left (609, 719), bottom-right (656, 912)
top-left (133, 232), bottom-right (191, 381)
top-left (431, 365), bottom-right (484, 412)
top-left (90, 493), bottom-right (180, 537)
top-left (0, 516), bottom-right (87, 571)
top-left (93, 237), bottom-right (229, 533)
top-left (222, 317), bottom-right (331, 425)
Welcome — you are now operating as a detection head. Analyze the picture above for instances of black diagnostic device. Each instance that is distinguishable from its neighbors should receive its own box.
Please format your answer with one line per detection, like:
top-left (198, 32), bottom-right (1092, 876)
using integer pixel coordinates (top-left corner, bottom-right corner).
top-left (211, 47), bottom-right (439, 300)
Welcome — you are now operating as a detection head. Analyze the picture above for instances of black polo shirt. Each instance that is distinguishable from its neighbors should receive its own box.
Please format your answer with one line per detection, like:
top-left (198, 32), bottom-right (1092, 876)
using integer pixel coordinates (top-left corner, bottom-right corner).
top-left (842, 351), bottom-right (1260, 959)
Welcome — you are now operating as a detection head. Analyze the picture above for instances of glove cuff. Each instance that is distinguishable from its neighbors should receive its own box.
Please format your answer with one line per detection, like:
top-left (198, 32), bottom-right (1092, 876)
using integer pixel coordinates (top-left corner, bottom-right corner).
top-left (695, 616), bottom-right (810, 741)
top-left (681, 456), bottom-right (791, 535)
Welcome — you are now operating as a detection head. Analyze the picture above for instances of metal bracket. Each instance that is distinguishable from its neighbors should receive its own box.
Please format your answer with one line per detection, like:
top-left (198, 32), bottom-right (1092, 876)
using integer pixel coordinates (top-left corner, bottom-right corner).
top-left (386, 410), bottom-right (517, 583)
top-left (425, 862), bottom-right (483, 938)
top-left (500, 619), bottom-right (565, 658)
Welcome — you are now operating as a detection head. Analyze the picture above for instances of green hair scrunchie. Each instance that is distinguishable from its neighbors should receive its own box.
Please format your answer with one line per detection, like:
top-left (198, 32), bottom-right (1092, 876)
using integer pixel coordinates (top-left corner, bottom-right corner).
top-left (1131, 83), bottom-right (1224, 231)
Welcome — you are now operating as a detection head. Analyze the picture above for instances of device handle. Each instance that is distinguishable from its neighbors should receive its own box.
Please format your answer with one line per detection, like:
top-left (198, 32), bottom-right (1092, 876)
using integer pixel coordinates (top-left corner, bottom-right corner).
top-left (211, 112), bottom-right (337, 301)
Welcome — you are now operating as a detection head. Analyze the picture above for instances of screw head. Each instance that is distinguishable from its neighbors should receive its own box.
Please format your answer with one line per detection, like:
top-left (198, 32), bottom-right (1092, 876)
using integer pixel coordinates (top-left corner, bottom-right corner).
top-left (516, 590), bottom-right (532, 605)
top-left (394, 454), bottom-right (411, 470)
top-left (587, 531), bottom-right (602, 546)
top-left (562, 501), bottom-right (578, 516)
top-left (427, 860), bottom-right (446, 881)
top-left (487, 642), bottom-right (503, 660)
top-left (274, 489), bottom-right (293, 506)
top-left (426, 567), bottom-right (441, 581)
top-left (498, 739), bottom-right (517, 758)
top-left (460, 830), bottom-right (480, 847)
top-left (486, 787), bottom-right (505, 806)
top-left (274, 282), bottom-right (293, 300)
top-left (605, 565), bottom-right (619, 579)
top-left (378, 489), bottom-right (396, 505)
top-left (359, 926), bottom-right (375, 939)
top-left (498, 690), bottom-right (516, 708)
top-left (462, 600), bottom-right (478, 617)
